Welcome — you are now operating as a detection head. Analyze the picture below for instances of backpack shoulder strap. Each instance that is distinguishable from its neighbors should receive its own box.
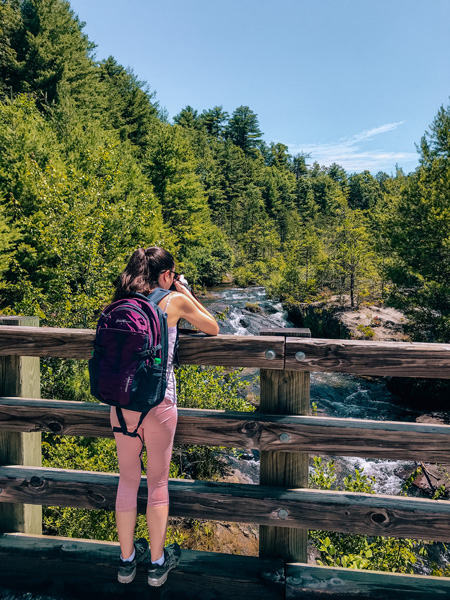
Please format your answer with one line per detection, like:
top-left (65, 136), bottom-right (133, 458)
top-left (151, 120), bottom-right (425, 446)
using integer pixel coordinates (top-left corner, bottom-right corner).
top-left (173, 322), bottom-right (180, 367)
top-left (112, 407), bottom-right (148, 471)
top-left (147, 288), bottom-right (171, 306)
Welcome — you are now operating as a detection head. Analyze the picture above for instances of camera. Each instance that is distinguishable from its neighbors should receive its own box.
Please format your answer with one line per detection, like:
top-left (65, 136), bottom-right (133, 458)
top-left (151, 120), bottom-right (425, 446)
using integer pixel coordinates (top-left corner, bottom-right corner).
top-left (170, 274), bottom-right (192, 293)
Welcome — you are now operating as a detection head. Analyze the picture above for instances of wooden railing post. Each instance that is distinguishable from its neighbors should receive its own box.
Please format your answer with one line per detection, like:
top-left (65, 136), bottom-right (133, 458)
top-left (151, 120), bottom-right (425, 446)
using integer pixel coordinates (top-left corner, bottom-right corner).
top-left (0, 316), bottom-right (41, 534)
top-left (259, 327), bottom-right (311, 562)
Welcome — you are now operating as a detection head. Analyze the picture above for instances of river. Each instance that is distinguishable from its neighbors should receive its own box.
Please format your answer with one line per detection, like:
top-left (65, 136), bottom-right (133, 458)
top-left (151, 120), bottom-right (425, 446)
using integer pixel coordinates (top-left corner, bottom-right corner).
top-left (206, 285), bottom-right (422, 495)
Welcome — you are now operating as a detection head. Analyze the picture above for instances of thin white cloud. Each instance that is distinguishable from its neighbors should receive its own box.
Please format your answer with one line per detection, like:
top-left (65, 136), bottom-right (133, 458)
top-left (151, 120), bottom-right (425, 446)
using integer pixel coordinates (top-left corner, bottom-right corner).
top-left (287, 121), bottom-right (417, 173)
top-left (353, 121), bottom-right (405, 142)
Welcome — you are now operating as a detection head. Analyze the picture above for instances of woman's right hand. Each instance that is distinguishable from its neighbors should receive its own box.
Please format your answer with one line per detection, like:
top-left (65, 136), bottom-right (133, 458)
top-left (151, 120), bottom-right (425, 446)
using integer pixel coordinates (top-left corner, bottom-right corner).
top-left (173, 278), bottom-right (191, 296)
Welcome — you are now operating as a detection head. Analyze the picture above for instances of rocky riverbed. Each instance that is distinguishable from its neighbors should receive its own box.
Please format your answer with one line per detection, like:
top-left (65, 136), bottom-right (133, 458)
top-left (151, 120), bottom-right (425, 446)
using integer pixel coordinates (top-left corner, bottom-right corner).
top-left (201, 287), bottom-right (450, 566)
top-left (282, 295), bottom-right (408, 342)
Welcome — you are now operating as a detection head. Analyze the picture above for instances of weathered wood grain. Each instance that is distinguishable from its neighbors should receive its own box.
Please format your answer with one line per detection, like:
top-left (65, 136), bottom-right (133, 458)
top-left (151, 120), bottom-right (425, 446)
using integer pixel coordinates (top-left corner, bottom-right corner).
top-left (2, 397), bottom-right (450, 461)
top-left (260, 329), bottom-right (311, 562)
top-left (0, 397), bottom-right (114, 438)
top-left (286, 337), bottom-right (450, 378)
top-left (1, 466), bottom-right (450, 542)
top-left (286, 563), bottom-right (450, 599)
top-left (260, 328), bottom-right (311, 337)
top-left (0, 325), bottom-right (285, 368)
top-left (178, 332), bottom-right (286, 368)
top-left (3, 323), bottom-right (450, 376)
top-left (0, 533), bottom-right (284, 600)
top-left (0, 324), bottom-right (95, 359)
top-left (1, 533), bottom-right (448, 600)
top-left (0, 317), bottom-right (41, 536)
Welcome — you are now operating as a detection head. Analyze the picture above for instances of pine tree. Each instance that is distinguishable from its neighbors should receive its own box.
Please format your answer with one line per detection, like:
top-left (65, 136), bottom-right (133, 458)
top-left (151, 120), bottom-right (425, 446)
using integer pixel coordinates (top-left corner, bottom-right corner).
top-left (98, 56), bottom-right (157, 152)
top-left (144, 122), bottom-right (211, 251)
top-left (0, 0), bottom-right (25, 96)
top-left (348, 171), bottom-right (382, 210)
top-left (261, 164), bottom-right (296, 241)
top-left (1, 0), bottom-right (106, 118)
top-left (385, 103), bottom-right (450, 340)
top-left (328, 207), bottom-right (378, 307)
top-left (200, 106), bottom-right (229, 138)
top-left (0, 95), bottom-right (165, 325)
top-left (0, 201), bottom-right (20, 280)
top-left (173, 105), bottom-right (202, 130)
top-left (225, 105), bottom-right (263, 154)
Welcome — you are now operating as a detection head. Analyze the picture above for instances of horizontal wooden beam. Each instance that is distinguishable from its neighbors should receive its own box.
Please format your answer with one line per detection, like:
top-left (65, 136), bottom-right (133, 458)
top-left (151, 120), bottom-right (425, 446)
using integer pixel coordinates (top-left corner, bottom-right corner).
top-left (1, 466), bottom-right (450, 542)
top-left (0, 533), bottom-right (284, 600)
top-left (1, 534), bottom-right (448, 600)
top-left (0, 325), bottom-right (285, 368)
top-left (3, 324), bottom-right (450, 377)
top-left (286, 337), bottom-right (450, 378)
top-left (2, 397), bottom-right (450, 461)
top-left (0, 324), bottom-right (94, 359)
top-left (286, 563), bottom-right (450, 599)
top-left (260, 328), bottom-right (311, 337)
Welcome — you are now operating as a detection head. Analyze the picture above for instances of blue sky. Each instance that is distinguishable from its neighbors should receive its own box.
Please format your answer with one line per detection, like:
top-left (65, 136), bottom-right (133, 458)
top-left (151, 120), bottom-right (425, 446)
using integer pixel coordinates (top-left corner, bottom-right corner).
top-left (69, 0), bottom-right (450, 174)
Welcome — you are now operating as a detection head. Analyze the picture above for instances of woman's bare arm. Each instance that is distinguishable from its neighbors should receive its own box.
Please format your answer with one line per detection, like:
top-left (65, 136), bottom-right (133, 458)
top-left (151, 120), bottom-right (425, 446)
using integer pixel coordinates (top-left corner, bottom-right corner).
top-left (167, 283), bottom-right (219, 335)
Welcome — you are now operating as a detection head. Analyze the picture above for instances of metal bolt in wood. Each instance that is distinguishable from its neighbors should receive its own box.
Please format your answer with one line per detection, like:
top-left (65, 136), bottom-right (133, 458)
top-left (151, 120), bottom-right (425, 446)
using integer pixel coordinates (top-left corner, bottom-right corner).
top-left (259, 327), bottom-right (311, 563)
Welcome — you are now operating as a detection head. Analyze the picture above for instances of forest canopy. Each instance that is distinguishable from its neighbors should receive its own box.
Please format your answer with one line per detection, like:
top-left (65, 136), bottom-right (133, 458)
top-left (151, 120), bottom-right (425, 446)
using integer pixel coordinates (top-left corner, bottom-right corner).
top-left (0, 0), bottom-right (450, 343)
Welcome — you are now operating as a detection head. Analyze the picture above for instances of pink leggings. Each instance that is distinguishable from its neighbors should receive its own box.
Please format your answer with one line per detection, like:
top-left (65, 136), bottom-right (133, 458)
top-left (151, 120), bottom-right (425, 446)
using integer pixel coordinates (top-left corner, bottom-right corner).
top-left (110, 398), bottom-right (178, 512)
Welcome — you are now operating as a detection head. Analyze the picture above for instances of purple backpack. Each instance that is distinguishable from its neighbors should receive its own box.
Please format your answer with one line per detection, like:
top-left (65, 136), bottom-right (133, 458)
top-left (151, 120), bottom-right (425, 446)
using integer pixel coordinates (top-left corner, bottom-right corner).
top-left (89, 289), bottom-right (174, 444)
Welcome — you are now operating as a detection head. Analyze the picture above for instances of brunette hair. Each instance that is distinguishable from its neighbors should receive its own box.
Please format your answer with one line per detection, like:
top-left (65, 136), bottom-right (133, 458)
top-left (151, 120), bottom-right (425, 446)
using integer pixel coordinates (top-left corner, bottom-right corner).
top-left (114, 247), bottom-right (175, 300)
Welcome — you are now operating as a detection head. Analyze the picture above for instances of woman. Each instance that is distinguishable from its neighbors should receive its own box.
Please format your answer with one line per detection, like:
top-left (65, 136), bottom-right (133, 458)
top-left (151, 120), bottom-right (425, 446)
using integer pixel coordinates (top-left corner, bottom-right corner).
top-left (110, 247), bottom-right (219, 586)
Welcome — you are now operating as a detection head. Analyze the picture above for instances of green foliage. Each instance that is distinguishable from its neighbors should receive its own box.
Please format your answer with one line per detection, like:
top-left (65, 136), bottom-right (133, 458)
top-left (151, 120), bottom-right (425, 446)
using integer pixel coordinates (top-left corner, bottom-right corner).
top-left (430, 555), bottom-right (450, 578)
top-left (315, 534), bottom-right (422, 572)
top-left (384, 102), bottom-right (450, 342)
top-left (42, 434), bottom-right (119, 540)
top-left (356, 324), bottom-right (375, 339)
top-left (232, 219), bottom-right (284, 289)
top-left (143, 120), bottom-right (231, 285)
top-left (98, 56), bottom-right (157, 151)
top-left (325, 206), bottom-right (379, 307)
top-left (269, 218), bottom-right (322, 304)
top-left (145, 121), bottom-right (210, 238)
top-left (215, 306), bottom-right (230, 321)
top-left (225, 105), bottom-right (263, 155)
top-left (173, 105), bottom-right (202, 130)
top-left (173, 366), bottom-right (254, 481)
top-left (348, 171), bottom-right (382, 211)
top-left (309, 458), bottom-right (427, 573)
top-left (244, 302), bottom-right (261, 313)
top-left (182, 225), bottom-right (233, 287)
top-left (1, 0), bottom-right (104, 118)
top-left (0, 95), bottom-right (164, 326)
top-left (200, 106), bottom-right (229, 139)
top-left (171, 445), bottom-right (228, 481)
top-left (0, 201), bottom-right (20, 280)
top-left (400, 466), bottom-right (422, 497)
top-left (343, 468), bottom-right (376, 493)
top-left (309, 457), bottom-right (336, 490)
top-left (40, 357), bottom-right (100, 404)
top-left (177, 365), bottom-right (253, 412)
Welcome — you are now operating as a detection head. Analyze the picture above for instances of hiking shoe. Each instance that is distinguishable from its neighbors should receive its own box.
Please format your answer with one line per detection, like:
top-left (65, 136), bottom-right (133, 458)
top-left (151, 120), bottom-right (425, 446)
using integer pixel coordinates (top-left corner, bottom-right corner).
top-left (117, 538), bottom-right (150, 584)
top-left (147, 543), bottom-right (181, 587)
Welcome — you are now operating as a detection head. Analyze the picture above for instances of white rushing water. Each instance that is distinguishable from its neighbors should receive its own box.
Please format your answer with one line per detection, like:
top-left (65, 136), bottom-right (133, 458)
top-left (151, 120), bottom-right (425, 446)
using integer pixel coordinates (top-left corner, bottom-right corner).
top-left (207, 285), bottom-right (420, 495)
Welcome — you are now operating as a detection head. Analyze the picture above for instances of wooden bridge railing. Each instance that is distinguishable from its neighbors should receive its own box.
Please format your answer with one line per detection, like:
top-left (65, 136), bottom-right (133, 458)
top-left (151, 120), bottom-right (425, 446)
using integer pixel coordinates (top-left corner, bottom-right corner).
top-left (1, 319), bottom-right (450, 598)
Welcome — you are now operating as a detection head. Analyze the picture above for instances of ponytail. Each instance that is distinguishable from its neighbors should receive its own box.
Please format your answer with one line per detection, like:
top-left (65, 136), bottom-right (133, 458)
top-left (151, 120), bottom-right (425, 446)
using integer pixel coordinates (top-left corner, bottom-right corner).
top-left (114, 247), bottom-right (175, 300)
